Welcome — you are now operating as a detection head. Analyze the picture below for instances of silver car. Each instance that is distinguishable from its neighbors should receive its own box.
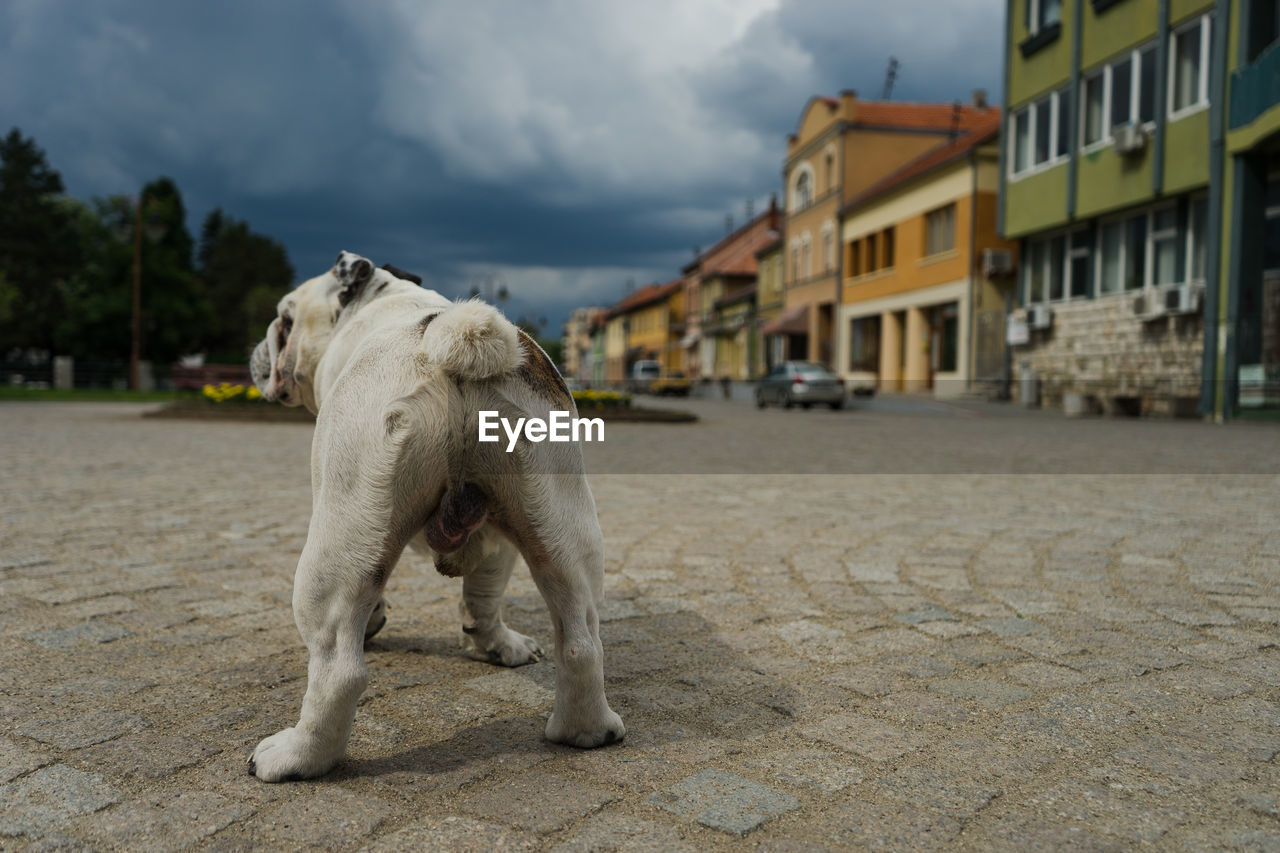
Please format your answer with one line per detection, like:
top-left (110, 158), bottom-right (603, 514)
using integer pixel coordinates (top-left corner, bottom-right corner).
top-left (756, 361), bottom-right (846, 410)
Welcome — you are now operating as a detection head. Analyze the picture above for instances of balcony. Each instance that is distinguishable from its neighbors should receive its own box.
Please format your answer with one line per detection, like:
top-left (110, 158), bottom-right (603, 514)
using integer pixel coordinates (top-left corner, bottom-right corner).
top-left (1229, 39), bottom-right (1280, 130)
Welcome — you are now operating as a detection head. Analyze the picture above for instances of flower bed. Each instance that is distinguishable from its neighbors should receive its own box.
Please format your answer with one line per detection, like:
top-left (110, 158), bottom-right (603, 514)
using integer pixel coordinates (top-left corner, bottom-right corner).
top-left (571, 389), bottom-right (631, 410)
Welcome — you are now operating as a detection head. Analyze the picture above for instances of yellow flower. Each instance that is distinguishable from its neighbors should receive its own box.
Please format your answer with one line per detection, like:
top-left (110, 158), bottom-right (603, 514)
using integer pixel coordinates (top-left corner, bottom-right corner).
top-left (246, 385), bottom-right (262, 400)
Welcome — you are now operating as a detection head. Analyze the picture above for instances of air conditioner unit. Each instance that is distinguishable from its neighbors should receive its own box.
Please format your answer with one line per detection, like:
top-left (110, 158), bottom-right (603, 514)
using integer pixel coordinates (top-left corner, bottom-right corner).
top-left (1166, 282), bottom-right (1204, 315)
top-left (982, 248), bottom-right (1014, 278)
top-left (1113, 123), bottom-right (1148, 155)
top-left (1133, 290), bottom-right (1166, 320)
top-left (1028, 303), bottom-right (1053, 330)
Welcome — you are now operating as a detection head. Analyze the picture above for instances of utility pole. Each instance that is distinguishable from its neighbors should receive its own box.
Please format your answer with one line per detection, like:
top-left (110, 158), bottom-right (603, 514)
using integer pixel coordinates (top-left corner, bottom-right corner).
top-left (130, 194), bottom-right (144, 391)
top-left (882, 57), bottom-right (899, 100)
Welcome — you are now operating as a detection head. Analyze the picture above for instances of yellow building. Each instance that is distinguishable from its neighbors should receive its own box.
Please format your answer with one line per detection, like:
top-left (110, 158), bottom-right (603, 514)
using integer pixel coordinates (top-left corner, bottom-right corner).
top-left (754, 239), bottom-right (785, 375)
top-left (838, 112), bottom-right (1018, 396)
top-left (778, 91), bottom-right (997, 368)
top-left (603, 279), bottom-right (684, 384)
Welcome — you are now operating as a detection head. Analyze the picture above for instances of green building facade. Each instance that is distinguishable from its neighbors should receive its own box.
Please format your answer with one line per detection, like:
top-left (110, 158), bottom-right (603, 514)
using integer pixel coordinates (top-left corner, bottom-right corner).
top-left (1000, 0), bottom-right (1280, 417)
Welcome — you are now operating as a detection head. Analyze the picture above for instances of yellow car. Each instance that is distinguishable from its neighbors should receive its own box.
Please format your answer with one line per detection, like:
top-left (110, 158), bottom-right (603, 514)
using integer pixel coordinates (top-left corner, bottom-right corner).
top-left (647, 371), bottom-right (691, 396)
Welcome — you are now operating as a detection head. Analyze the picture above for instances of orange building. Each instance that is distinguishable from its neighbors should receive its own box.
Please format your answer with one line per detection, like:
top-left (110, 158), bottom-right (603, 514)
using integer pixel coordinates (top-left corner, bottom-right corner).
top-left (680, 202), bottom-right (781, 380)
top-left (837, 112), bottom-right (1018, 396)
top-left (771, 91), bottom-right (997, 368)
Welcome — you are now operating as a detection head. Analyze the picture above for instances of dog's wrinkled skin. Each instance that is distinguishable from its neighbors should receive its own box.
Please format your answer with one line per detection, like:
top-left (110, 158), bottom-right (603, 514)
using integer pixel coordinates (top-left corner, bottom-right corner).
top-left (247, 252), bottom-right (623, 782)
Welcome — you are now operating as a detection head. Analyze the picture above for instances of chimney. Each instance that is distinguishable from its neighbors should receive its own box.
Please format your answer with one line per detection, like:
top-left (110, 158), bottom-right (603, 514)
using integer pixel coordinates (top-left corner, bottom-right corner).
top-left (839, 89), bottom-right (857, 115)
top-left (972, 89), bottom-right (989, 109)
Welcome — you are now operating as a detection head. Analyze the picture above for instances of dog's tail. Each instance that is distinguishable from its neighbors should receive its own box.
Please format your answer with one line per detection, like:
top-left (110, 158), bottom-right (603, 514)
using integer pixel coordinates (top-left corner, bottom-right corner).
top-left (421, 300), bottom-right (523, 380)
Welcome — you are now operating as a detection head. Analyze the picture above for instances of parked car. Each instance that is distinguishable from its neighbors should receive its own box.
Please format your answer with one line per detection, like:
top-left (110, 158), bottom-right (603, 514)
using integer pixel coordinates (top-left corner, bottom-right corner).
top-left (756, 361), bottom-right (845, 410)
top-left (628, 359), bottom-right (662, 393)
top-left (648, 370), bottom-right (691, 396)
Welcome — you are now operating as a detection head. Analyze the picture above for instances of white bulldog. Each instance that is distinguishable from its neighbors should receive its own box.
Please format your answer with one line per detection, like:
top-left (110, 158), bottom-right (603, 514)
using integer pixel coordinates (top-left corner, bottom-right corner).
top-left (247, 251), bottom-right (623, 782)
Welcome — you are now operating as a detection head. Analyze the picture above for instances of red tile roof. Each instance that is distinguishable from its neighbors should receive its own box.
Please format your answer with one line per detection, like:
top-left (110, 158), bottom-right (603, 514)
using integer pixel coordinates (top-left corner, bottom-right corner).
top-left (605, 279), bottom-right (682, 319)
top-left (842, 110), bottom-right (1003, 212)
top-left (852, 100), bottom-right (993, 133)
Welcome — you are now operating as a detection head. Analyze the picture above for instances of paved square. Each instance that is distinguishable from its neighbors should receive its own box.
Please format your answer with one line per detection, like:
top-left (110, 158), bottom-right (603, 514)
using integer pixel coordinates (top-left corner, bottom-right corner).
top-left (1, 398), bottom-right (1279, 849)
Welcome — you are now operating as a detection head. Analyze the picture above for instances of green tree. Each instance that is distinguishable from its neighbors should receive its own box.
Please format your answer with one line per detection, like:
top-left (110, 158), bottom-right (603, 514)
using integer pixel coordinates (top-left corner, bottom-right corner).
top-left (55, 178), bottom-right (209, 365)
top-left (0, 128), bottom-right (80, 353)
top-left (195, 209), bottom-right (294, 361)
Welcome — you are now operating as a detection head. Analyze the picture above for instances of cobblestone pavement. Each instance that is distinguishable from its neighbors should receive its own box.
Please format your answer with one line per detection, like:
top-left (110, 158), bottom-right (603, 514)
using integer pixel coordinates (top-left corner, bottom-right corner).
top-left (1, 400), bottom-right (1279, 851)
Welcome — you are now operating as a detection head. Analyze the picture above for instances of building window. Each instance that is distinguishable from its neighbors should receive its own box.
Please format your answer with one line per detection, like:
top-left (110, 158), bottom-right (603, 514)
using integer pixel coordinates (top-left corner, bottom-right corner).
top-left (1081, 41), bottom-right (1159, 147)
top-left (792, 165), bottom-right (814, 211)
top-left (925, 204), bottom-right (957, 255)
top-left (848, 240), bottom-right (862, 277)
top-left (1266, 178), bottom-right (1280, 272)
top-left (1188, 197), bottom-right (1207, 282)
top-left (849, 316), bottom-right (880, 372)
top-left (866, 233), bottom-right (879, 273)
top-left (1150, 205), bottom-right (1179, 286)
top-left (825, 147), bottom-right (836, 191)
top-left (801, 234), bottom-right (812, 278)
top-left (823, 222), bottom-right (835, 271)
top-left (1024, 230), bottom-right (1093, 304)
top-left (1171, 15), bottom-right (1211, 117)
top-left (1026, 0), bottom-right (1062, 34)
top-left (883, 227), bottom-right (896, 269)
top-left (791, 243), bottom-right (801, 280)
top-left (1010, 87), bottom-right (1072, 177)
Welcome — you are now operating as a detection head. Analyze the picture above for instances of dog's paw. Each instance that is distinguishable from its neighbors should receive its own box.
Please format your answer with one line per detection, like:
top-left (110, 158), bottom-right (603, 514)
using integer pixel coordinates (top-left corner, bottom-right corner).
top-left (248, 727), bottom-right (339, 782)
top-left (460, 624), bottom-right (543, 667)
top-left (545, 707), bottom-right (625, 749)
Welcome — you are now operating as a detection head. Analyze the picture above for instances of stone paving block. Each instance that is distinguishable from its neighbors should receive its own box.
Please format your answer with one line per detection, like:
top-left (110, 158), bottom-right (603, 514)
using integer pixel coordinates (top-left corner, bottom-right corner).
top-left (801, 712), bottom-right (925, 761)
top-left (928, 678), bottom-right (1032, 709)
top-left (1155, 605), bottom-right (1238, 627)
top-left (460, 771), bottom-right (616, 833)
top-left (894, 604), bottom-right (957, 624)
top-left (744, 749), bottom-right (866, 794)
top-left (1020, 780), bottom-right (1187, 844)
top-left (551, 814), bottom-right (691, 852)
top-left (822, 663), bottom-right (905, 697)
top-left (0, 764), bottom-right (120, 836)
top-left (1006, 661), bottom-right (1092, 688)
top-left (1111, 736), bottom-right (1246, 785)
top-left (648, 769), bottom-right (800, 836)
top-left (254, 787), bottom-right (394, 846)
top-left (60, 595), bottom-right (138, 621)
top-left (72, 733), bottom-right (221, 780)
top-left (870, 691), bottom-right (971, 726)
top-left (0, 736), bottom-right (52, 783)
top-left (464, 671), bottom-right (554, 708)
top-left (870, 767), bottom-right (1000, 820)
top-left (22, 620), bottom-right (132, 650)
top-left (16, 712), bottom-right (149, 750)
top-left (978, 813), bottom-right (1127, 852)
top-left (879, 652), bottom-right (955, 678)
top-left (824, 801), bottom-right (961, 850)
top-left (83, 790), bottom-right (253, 852)
top-left (361, 816), bottom-right (538, 852)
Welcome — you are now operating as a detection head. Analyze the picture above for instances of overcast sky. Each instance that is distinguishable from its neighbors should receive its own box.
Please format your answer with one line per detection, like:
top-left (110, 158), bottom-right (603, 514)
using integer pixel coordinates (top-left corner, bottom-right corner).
top-left (2, 0), bottom-right (1003, 332)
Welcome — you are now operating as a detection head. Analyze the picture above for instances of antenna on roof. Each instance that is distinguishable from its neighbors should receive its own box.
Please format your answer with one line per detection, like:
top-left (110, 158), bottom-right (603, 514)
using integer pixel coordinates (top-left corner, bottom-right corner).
top-left (725, 214), bottom-right (734, 234)
top-left (746, 198), bottom-right (754, 220)
top-left (949, 100), bottom-right (962, 140)
top-left (881, 57), bottom-right (898, 100)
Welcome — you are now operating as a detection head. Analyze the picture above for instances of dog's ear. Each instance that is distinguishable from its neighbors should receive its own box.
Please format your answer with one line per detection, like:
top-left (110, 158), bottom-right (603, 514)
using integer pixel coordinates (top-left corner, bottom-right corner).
top-left (381, 263), bottom-right (422, 286)
top-left (333, 250), bottom-right (375, 307)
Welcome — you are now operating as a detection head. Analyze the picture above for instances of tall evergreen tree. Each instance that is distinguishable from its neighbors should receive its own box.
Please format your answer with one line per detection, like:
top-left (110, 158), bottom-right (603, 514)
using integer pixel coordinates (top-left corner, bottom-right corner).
top-left (0, 128), bottom-right (79, 353)
top-left (196, 209), bottom-right (294, 361)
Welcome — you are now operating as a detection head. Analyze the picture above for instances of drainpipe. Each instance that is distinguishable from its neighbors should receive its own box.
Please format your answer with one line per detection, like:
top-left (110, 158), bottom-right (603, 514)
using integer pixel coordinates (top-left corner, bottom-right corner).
top-left (1200, 0), bottom-right (1231, 419)
top-left (968, 149), bottom-right (980, 392)
top-left (1066, 0), bottom-right (1083, 218)
top-left (1151, 0), bottom-right (1170, 198)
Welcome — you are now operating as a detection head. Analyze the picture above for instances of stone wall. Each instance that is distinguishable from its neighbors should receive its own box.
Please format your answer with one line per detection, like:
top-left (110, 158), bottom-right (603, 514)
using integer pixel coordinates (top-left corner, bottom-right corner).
top-left (1012, 294), bottom-right (1203, 415)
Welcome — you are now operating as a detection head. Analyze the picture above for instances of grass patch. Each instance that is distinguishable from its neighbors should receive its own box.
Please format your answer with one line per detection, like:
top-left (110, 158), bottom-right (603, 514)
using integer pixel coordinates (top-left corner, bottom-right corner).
top-left (0, 387), bottom-right (196, 403)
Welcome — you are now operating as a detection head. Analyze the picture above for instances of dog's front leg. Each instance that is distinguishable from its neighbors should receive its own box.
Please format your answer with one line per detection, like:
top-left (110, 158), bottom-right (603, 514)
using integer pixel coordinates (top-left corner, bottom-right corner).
top-left (250, 540), bottom-right (378, 782)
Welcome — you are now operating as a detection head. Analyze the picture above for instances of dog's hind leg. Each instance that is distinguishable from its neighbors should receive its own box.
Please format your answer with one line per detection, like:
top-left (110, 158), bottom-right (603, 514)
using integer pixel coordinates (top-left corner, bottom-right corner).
top-left (250, 509), bottom-right (399, 782)
top-left (508, 477), bottom-right (623, 748)
top-left (457, 535), bottom-right (543, 667)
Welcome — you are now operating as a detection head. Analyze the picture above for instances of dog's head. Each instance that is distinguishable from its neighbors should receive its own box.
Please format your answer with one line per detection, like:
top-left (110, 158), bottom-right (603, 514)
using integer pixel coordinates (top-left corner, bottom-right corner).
top-left (251, 250), bottom-right (390, 411)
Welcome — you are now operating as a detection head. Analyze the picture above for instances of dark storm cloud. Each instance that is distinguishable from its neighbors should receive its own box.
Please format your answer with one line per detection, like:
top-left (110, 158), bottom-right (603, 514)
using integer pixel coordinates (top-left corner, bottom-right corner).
top-left (1, 0), bottom-right (1003, 329)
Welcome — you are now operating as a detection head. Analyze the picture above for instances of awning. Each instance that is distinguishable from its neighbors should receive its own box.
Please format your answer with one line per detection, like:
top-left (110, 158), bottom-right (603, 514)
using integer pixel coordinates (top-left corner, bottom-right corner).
top-left (760, 304), bottom-right (809, 336)
top-left (679, 330), bottom-right (701, 348)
